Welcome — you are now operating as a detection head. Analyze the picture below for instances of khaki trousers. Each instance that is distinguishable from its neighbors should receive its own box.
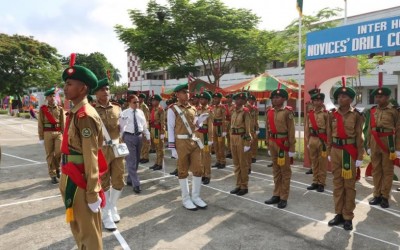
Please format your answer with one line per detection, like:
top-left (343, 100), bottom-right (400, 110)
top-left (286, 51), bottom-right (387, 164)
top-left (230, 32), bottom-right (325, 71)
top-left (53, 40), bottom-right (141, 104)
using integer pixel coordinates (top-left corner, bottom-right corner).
top-left (151, 128), bottom-right (164, 165)
top-left (44, 131), bottom-right (62, 178)
top-left (231, 134), bottom-right (249, 189)
top-left (331, 147), bottom-right (356, 220)
top-left (140, 137), bottom-right (150, 160)
top-left (59, 175), bottom-right (103, 250)
top-left (269, 140), bottom-right (292, 200)
top-left (100, 146), bottom-right (125, 191)
top-left (308, 136), bottom-right (327, 185)
top-left (371, 137), bottom-right (394, 199)
top-left (213, 126), bottom-right (226, 164)
top-left (176, 139), bottom-right (203, 179)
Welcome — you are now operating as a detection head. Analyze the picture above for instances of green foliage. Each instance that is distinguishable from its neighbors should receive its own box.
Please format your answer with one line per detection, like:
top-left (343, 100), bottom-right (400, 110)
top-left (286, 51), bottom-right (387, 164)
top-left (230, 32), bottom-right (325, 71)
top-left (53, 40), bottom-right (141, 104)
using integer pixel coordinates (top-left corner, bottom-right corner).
top-left (110, 83), bottom-right (128, 95)
top-left (0, 33), bottom-right (62, 95)
top-left (115, 0), bottom-right (272, 84)
top-left (61, 52), bottom-right (119, 85)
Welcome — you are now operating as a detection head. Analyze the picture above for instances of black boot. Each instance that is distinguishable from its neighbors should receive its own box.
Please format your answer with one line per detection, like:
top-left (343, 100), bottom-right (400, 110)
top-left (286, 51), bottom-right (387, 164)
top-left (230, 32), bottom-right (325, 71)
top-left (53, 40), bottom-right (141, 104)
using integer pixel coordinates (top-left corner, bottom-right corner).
top-left (149, 164), bottom-right (157, 170)
top-left (170, 169), bottom-right (178, 176)
top-left (267, 163), bottom-right (273, 167)
top-left (264, 196), bottom-right (280, 204)
top-left (380, 197), bottom-right (389, 208)
top-left (343, 220), bottom-right (353, 230)
top-left (305, 168), bottom-right (313, 174)
top-left (277, 200), bottom-right (287, 209)
top-left (202, 177), bottom-right (210, 185)
top-left (56, 169), bottom-right (60, 179)
top-left (236, 189), bottom-right (248, 196)
top-left (217, 164), bottom-right (226, 169)
top-left (230, 187), bottom-right (240, 194)
top-left (328, 214), bottom-right (344, 226)
top-left (212, 163), bottom-right (221, 168)
top-left (226, 153), bottom-right (232, 159)
top-left (251, 158), bottom-right (256, 163)
top-left (153, 165), bottom-right (162, 171)
top-left (51, 177), bottom-right (59, 184)
top-left (307, 183), bottom-right (318, 190)
top-left (369, 196), bottom-right (382, 205)
top-left (317, 185), bottom-right (324, 192)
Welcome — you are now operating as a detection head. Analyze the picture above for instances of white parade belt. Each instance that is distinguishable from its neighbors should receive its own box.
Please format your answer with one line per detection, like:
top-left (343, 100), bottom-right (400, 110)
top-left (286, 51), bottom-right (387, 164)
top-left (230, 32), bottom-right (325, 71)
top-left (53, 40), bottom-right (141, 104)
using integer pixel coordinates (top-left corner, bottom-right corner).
top-left (176, 134), bottom-right (204, 149)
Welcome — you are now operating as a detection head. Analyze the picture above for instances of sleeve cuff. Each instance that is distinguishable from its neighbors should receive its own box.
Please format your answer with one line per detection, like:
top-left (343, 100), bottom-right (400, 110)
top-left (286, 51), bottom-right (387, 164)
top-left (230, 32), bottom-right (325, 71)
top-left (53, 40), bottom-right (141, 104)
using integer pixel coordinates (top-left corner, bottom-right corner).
top-left (168, 142), bottom-right (175, 148)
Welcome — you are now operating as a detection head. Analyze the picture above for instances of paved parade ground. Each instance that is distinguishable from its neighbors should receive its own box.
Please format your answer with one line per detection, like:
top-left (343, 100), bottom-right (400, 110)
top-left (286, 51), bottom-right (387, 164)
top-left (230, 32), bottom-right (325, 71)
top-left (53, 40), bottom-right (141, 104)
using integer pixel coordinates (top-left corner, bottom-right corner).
top-left (0, 114), bottom-right (399, 250)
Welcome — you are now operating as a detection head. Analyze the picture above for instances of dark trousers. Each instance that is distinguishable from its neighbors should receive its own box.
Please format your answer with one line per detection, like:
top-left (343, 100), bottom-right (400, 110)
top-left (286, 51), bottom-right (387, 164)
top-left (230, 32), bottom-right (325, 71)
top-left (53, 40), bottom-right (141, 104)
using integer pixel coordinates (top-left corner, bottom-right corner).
top-left (124, 133), bottom-right (142, 187)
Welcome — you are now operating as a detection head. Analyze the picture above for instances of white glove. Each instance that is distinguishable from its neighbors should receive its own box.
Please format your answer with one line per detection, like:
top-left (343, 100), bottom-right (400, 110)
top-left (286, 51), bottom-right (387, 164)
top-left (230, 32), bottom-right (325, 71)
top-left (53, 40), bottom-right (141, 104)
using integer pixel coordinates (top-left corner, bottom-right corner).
top-left (222, 132), bottom-right (227, 137)
top-left (193, 116), bottom-right (199, 125)
top-left (307, 144), bottom-right (310, 149)
top-left (367, 149), bottom-right (371, 155)
top-left (256, 130), bottom-right (260, 135)
top-left (396, 151), bottom-right (400, 159)
top-left (88, 197), bottom-right (102, 213)
top-left (38, 140), bottom-right (44, 145)
top-left (208, 141), bottom-right (213, 146)
top-left (160, 134), bottom-right (165, 139)
top-left (355, 160), bottom-right (363, 168)
top-left (170, 148), bottom-right (178, 159)
top-left (288, 152), bottom-right (296, 158)
top-left (244, 146), bottom-right (250, 152)
top-left (328, 156), bottom-right (331, 162)
top-left (268, 150), bottom-right (271, 156)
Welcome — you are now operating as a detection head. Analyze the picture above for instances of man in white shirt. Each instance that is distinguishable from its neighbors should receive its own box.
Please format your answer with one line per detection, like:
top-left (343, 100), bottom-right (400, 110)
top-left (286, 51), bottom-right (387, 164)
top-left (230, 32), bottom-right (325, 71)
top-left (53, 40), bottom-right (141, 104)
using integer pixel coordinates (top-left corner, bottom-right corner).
top-left (120, 95), bottom-right (151, 193)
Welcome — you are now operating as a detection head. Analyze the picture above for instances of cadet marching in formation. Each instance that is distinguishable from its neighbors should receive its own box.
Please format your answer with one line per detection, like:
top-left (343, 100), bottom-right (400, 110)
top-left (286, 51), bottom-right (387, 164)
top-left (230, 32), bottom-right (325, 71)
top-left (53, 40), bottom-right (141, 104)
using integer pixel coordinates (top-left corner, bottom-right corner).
top-left (36, 59), bottom-right (400, 248)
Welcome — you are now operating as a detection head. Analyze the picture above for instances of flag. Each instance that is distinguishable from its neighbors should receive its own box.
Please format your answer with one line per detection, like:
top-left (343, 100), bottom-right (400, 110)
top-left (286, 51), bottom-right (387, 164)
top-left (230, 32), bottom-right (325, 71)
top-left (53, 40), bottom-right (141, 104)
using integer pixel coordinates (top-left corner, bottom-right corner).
top-left (55, 86), bottom-right (61, 105)
top-left (188, 73), bottom-right (195, 83)
top-left (296, 0), bottom-right (303, 17)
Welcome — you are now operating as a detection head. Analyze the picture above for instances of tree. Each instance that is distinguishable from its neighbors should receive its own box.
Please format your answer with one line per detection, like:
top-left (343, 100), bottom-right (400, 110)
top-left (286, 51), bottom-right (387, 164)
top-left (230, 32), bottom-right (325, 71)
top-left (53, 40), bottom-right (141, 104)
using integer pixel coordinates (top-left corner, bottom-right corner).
top-left (115, 0), bottom-right (273, 85)
top-left (0, 33), bottom-right (62, 95)
top-left (61, 52), bottom-right (119, 85)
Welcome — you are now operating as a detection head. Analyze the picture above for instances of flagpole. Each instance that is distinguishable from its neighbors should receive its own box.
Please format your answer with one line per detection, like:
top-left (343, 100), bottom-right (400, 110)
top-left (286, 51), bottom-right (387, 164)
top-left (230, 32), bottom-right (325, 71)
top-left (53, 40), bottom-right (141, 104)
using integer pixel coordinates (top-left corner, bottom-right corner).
top-left (344, 0), bottom-right (348, 25)
top-left (297, 12), bottom-right (302, 157)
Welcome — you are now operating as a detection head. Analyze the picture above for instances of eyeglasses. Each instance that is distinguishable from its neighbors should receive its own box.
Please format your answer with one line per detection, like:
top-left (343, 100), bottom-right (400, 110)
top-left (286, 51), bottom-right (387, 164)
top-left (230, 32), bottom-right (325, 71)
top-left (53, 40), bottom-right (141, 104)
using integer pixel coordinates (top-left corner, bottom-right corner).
top-left (132, 101), bottom-right (139, 104)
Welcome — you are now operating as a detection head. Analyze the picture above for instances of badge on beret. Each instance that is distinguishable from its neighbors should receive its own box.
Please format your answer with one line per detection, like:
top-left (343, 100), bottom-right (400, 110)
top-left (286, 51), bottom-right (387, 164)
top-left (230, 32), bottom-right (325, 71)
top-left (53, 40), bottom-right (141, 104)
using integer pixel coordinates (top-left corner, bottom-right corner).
top-left (82, 128), bottom-right (92, 137)
top-left (67, 67), bottom-right (75, 76)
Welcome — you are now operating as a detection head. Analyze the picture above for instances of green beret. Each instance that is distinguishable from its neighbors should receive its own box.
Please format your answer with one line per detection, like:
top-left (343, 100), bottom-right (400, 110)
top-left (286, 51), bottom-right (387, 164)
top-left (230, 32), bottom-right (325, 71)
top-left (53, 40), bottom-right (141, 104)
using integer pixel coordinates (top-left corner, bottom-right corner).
top-left (213, 93), bottom-right (223, 98)
top-left (270, 89), bottom-right (288, 99)
top-left (151, 94), bottom-right (162, 101)
top-left (333, 87), bottom-right (356, 100)
top-left (174, 83), bottom-right (188, 92)
top-left (138, 93), bottom-right (147, 99)
top-left (62, 65), bottom-right (98, 90)
top-left (249, 95), bottom-right (256, 101)
top-left (233, 92), bottom-right (247, 100)
top-left (225, 94), bottom-right (233, 98)
top-left (199, 92), bottom-right (211, 101)
top-left (44, 87), bottom-right (55, 97)
top-left (371, 87), bottom-right (391, 97)
top-left (87, 95), bottom-right (94, 102)
top-left (311, 93), bottom-right (325, 100)
top-left (117, 98), bottom-right (126, 105)
top-left (194, 94), bottom-right (200, 98)
top-left (308, 88), bottom-right (319, 96)
top-left (91, 78), bottom-right (109, 94)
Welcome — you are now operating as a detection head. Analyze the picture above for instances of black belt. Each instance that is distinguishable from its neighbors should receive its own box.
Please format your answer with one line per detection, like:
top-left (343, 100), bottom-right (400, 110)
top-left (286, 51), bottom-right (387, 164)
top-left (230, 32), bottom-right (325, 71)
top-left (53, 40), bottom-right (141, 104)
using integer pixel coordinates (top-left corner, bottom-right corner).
top-left (124, 131), bottom-right (142, 136)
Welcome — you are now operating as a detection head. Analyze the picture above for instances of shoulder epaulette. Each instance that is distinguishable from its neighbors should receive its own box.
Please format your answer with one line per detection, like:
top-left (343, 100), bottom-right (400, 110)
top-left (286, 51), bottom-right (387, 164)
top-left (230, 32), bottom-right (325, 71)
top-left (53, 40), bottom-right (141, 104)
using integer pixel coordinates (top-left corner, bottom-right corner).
top-left (77, 105), bottom-right (87, 119)
top-left (243, 107), bottom-right (250, 112)
top-left (111, 101), bottom-right (121, 107)
top-left (329, 108), bottom-right (336, 113)
top-left (354, 108), bottom-right (362, 114)
top-left (285, 106), bottom-right (293, 111)
top-left (40, 105), bottom-right (46, 110)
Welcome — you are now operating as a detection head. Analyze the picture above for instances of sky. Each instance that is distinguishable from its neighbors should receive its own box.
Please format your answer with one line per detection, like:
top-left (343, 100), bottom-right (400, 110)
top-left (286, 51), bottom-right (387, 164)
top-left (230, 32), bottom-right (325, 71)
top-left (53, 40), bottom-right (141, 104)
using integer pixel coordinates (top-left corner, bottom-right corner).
top-left (1, 0), bottom-right (399, 84)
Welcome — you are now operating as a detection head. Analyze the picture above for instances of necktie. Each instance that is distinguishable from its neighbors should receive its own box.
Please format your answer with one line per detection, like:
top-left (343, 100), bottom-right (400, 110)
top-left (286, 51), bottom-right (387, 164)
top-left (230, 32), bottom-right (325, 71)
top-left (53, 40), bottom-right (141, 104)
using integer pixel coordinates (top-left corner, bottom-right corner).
top-left (133, 109), bottom-right (139, 133)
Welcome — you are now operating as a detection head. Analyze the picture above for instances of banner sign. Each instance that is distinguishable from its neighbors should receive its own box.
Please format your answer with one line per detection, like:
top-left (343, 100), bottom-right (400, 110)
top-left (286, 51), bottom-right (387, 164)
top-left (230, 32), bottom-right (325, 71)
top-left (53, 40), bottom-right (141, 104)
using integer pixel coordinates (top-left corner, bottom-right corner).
top-left (306, 16), bottom-right (400, 60)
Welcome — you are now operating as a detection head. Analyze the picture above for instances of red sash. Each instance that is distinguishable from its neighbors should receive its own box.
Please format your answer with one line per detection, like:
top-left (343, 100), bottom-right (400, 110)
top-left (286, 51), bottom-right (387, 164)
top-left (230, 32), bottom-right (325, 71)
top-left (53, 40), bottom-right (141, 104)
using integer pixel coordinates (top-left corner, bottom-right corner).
top-left (370, 107), bottom-right (393, 153)
top-left (332, 111), bottom-right (358, 160)
top-left (308, 110), bottom-right (327, 142)
top-left (61, 106), bottom-right (107, 207)
top-left (41, 105), bottom-right (58, 125)
top-left (267, 108), bottom-right (289, 152)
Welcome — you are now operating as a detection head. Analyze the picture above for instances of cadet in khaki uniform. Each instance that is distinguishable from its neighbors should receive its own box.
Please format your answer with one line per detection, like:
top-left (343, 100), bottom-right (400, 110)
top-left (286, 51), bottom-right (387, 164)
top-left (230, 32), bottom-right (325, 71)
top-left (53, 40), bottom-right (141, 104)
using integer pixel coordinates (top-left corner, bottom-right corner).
top-left (149, 94), bottom-right (165, 171)
top-left (195, 92), bottom-right (214, 185)
top-left (211, 92), bottom-right (227, 169)
top-left (167, 83), bottom-right (207, 210)
top-left (38, 87), bottom-right (65, 184)
top-left (248, 95), bottom-right (260, 164)
top-left (225, 94), bottom-right (234, 158)
top-left (59, 56), bottom-right (104, 249)
top-left (92, 78), bottom-right (124, 231)
top-left (365, 86), bottom-right (400, 208)
top-left (304, 89), bottom-right (329, 192)
top-left (327, 79), bottom-right (364, 231)
top-left (229, 92), bottom-right (252, 196)
top-left (264, 88), bottom-right (296, 209)
top-left (139, 93), bottom-right (150, 163)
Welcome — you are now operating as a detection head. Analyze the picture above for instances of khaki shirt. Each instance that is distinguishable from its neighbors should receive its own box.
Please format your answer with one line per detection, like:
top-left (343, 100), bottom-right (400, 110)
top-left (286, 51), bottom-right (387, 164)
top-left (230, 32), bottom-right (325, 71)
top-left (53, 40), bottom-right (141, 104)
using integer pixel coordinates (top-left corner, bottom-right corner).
top-left (167, 102), bottom-right (197, 144)
top-left (246, 103), bottom-right (259, 132)
top-left (150, 105), bottom-right (166, 134)
top-left (265, 106), bottom-right (296, 152)
top-left (94, 101), bottom-right (121, 141)
top-left (195, 104), bottom-right (213, 141)
top-left (38, 104), bottom-right (65, 140)
top-left (231, 105), bottom-right (252, 146)
top-left (366, 103), bottom-right (400, 150)
top-left (304, 107), bottom-right (329, 140)
top-left (66, 98), bottom-right (103, 203)
top-left (140, 102), bottom-right (150, 121)
top-left (327, 107), bottom-right (364, 160)
top-left (212, 103), bottom-right (227, 133)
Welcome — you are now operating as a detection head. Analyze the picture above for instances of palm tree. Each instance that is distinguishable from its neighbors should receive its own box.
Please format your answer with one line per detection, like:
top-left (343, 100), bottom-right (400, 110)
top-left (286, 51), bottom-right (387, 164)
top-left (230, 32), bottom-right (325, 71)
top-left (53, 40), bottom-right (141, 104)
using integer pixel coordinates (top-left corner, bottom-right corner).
top-left (113, 68), bottom-right (122, 83)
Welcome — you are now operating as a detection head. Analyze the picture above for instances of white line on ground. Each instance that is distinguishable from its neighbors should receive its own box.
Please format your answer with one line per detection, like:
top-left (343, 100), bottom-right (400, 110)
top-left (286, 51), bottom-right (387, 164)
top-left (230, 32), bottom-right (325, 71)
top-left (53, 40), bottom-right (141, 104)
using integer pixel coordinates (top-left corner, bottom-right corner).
top-left (0, 162), bottom-right (46, 169)
top-left (113, 230), bottom-right (131, 250)
top-left (0, 194), bottom-right (61, 208)
top-left (204, 184), bottom-right (400, 248)
top-left (2, 153), bottom-right (41, 163)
